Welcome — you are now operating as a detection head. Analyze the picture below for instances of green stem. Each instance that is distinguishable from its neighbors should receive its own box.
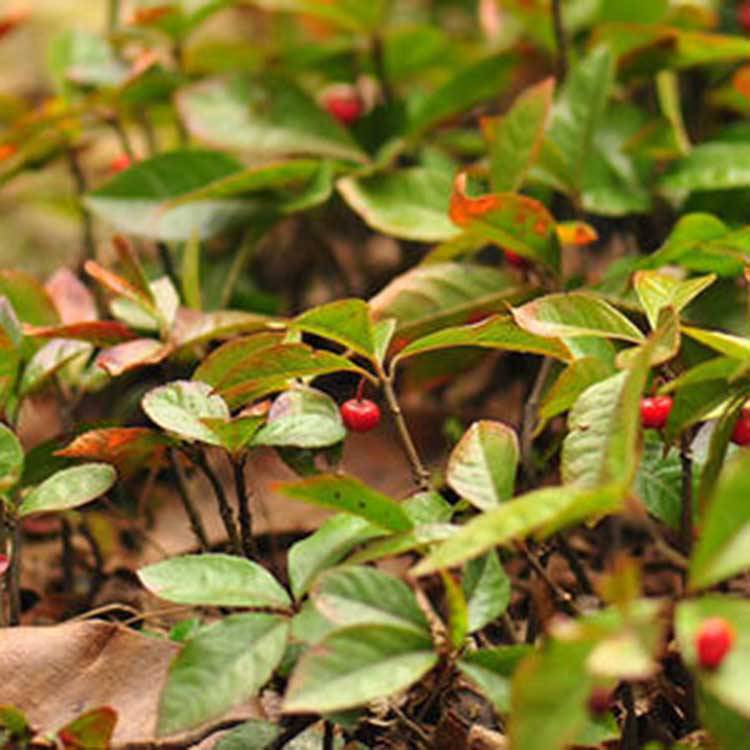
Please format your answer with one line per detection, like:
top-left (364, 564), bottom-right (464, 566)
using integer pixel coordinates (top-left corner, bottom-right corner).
top-left (66, 147), bottom-right (96, 266)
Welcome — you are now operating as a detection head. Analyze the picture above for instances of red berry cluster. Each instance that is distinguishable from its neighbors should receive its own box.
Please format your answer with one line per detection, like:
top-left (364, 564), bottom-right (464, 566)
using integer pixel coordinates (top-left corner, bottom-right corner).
top-left (640, 395), bottom-right (673, 429)
top-left (340, 398), bottom-right (381, 433)
top-left (695, 617), bottom-right (734, 669)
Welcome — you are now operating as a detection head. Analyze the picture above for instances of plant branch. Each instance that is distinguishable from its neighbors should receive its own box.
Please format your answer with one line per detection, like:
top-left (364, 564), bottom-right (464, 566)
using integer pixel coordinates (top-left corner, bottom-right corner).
top-left (66, 147), bottom-right (96, 266)
top-left (60, 516), bottom-right (75, 593)
top-left (8, 521), bottom-right (21, 625)
top-left (231, 454), bottom-right (258, 559)
top-left (380, 366), bottom-right (430, 490)
top-left (169, 449), bottom-right (210, 552)
top-left (520, 541), bottom-right (582, 616)
top-left (192, 449), bottom-right (242, 556)
top-left (551, 0), bottom-right (568, 82)
top-left (521, 357), bottom-right (552, 486)
top-left (679, 433), bottom-right (694, 556)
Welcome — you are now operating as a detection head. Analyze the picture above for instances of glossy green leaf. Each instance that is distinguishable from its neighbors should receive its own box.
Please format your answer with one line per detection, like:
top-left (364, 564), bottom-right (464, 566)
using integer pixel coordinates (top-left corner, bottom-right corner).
top-left (634, 432), bottom-right (682, 529)
top-left (463, 551), bottom-right (511, 633)
top-left (139, 553), bottom-right (291, 609)
top-left (252, 387), bottom-right (345, 449)
top-left (539, 357), bottom-right (613, 423)
top-left (676, 596), bottom-right (750, 718)
top-left (177, 74), bottom-right (366, 163)
top-left (412, 483), bottom-right (623, 576)
top-left (0, 424), bottom-right (23, 493)
top-left (19, 339), bottom-right (91, 397)
top-left (0, 298), bottom-right (21, 410)
top-left (347, 523), bottom-right (457, 566)
top-left (484, 78), bottom-right (554, 193)
top-left (283, 624), bottom-right (437, 714)
top-left (446, 420), bottom-right (519, 510)
top-left (408, 53), bottom-right (514, 136)
top-left (633, 271), bottom-right (716, 329)
top-left (660, 143), bottom-right (750, 195)
top-left (192, 333), bottom-right (285, 388)
top-left (19, 463), bottom-right (116, 517)
top-left (293, 299), bottom-right (375, 360)
top-left (337, 168), bottom-right (458, 243)
top-left (690, 451), bottom-right (750, 591)
top-left (158, 613), bottom-right (289, 736)
top-left (682, 326), bottom-right (750, 361)
top-left (370, 263), bottom-right (524, 343)
top-left (513, 292), bottom-right (644, 343)
top-left (664, 378), bottom-right (734, 444)
top-left (86, 150), bottom-right (259, 241)
top-left (615, 307), bottom-right (680, 369)
top-left (457, 645), bottom-right (531, 714)
top-left (698, 686), bottom-right (748, 750)
top-left (279, 474), bottom-right (413, 533)
top-left (546, 45), bottom-right (615, 196)
top-left (394, 315), bottom-right (571, 365)
top-left (142, 380), bottom-right (230, 446)
top-left (312, 565), bottom-right (429, 635)
top-left (172, 309), bottom-right (274, 350)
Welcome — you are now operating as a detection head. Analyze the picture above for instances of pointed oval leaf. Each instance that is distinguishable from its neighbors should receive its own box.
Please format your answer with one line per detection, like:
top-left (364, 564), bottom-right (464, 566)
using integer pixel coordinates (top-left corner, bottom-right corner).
top-left (96, 338), bottom-right (170, 377)
top-left (19, 339), bottom-right (92, 397)
top-left (283, 624), bottom-right (437, 714)
top-left (139, 553), bottom-right (290, 609)
top-left (158, 613), bottom-right (289, 736)
top-left (446, 420), bottom-right (519, 510)
top-left (57, 706), bottom-right (117, 750)
top-left (539, 357), bottom-right (613, 423)
top-left (19, 463), bottom-right (116, 517)
top-left (463, 551), bottom-right (511, 633)
top-left (142, 380), bottom-right (230, 446)
top-left (682, 326), bottom-right (750, 361)
top-left (513, 293), bottom-right (644, 343)
top-left (25, 321), bottom-right (137, 347)
top-left (293, 299), bottom-right (375, 360)
top-left (278, 474), bottom-right (413, 533)
top-left (633, 271), bottom-right (716, 329)
top-left (312, 565), bottom-right (429, 635)
top-left (457, 645), bottom-right (531, 713)
top-left (0, 424), bottom-right (23, 493)
top-left (45, 268), bottom-right (98, 324)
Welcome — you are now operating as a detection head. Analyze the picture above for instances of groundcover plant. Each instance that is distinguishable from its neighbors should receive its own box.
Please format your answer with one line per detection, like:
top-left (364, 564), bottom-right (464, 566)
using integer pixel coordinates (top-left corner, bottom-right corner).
top-left (5, 1), bottom-right (750, 748)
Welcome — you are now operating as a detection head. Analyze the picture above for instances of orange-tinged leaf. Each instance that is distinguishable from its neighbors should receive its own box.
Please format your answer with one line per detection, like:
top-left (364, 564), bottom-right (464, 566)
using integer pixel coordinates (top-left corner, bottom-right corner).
top-left (45, 268), bottom-right (98, 324)
top-left (57, 706), bottom-right (117, 750)
top-left (130, 5), bottom-right (178, 25)
top-left (24, 321), bottom-right (137, 347)
top-left (556, 221), bottom-right (598, 246)
top-left (0, 143), bottom-right (17, 161)
top-left (84, 261), bottom-right (154, 310)
top-left (57, 428), bottom-right (168, 477)
top-left (733, 65), bottom-right (750, 99)
top-left (96, 339), bottom-right (170, 376)
top-left (0, 8), bottom-right (29, 41)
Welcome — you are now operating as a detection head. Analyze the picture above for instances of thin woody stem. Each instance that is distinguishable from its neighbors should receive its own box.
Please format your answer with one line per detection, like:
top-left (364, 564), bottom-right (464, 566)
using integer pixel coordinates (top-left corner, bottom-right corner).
top-left (8, 521), bottom-right (21, 625)
top-left (232, 455), bottom-right (258, 560)
top-left (169, 449), bottom-right (210, 552)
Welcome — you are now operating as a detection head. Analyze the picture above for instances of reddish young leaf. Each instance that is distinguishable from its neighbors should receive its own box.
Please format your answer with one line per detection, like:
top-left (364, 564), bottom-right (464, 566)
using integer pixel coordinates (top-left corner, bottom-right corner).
top-left (24, 321), bottom-right (137, 347)
top-left (45, 268), bottom-right (98, 324)
top-left (57, 706), bottom-right (117, 750)
top-left (96, 339), bottom-right (171, 377)
top-left (57, 428), bottom-right (168, 477)
top-left (111, 235), bottom-right (155, 304)
top-left (84, 261), bottom-right (155, 311)
top-left (130, 5), bottom-right (178, 26)
top-left (556, 221), bottom-right (599, 247)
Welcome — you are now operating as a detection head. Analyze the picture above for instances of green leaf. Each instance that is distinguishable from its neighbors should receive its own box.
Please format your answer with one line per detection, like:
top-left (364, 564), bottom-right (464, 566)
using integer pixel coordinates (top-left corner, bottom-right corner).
top-left (442, 569), bottom-right (470, 648)
top-left (634, 271), bottom-right (716, 330)
top-left (449, 174), bottom-right (560, 271)
top-left (660, 143), bottom-right (750, 195)
top-left (56, 707), bottom-right (117, 750)
top-left (181, 231), bottom-right (202, 311)
top-left (215, 720), bottom-right (280, 750)
top-left (192, 333), bottom-right (285, 388)
top-left (510, 640), bottom-right (594, 750)
top-left (49, 29), bottom-right (126, 92)
top-left (293, 299), bottom-right (375, 360)
top-left (337, 168), bottom-right (458, 243)
top-left (682, 326), bottom-right (750, 361)
top-left (131, 0), bottom-right (235, 41)
top-left (142, 380), bottom-right (230, 446)
top-left (370, 263), bottom-right (524, 343)
top-left (539, 357), bottom-right (613, 423)
top-left (252, 387), bottom-right (345, 449)
top-left (347, 523), bottom-right (457, 566)
top-left (484, 78), bottom-right (554, 193)
top-left (562, 340), bottom-right (652, 490)
top-left (138, 553), bottom-right (291, 609)
top-left (85, 150), bottom-right (260, 241)
top-left (446, 420), bottom-right (519, 510)
top-left (513, 292), bottom-right (644, 343)
top-left (0, 270), bottom-right (59, 326)
top-left (312, 565), bottom-right (429, 635)
top-left (634, 432), bottom-right (682, 529)
top-left (279, 474), bottom-right (413, 533)
top-left (395, 315), bottom-right (571, 364)
top-left (408, 53), bottom-right (514, 137)
top-left (457, 645), bottom-right (531, 713)
top-left (158, 613), bottom-right (289, 736)
top-left (19, 463), bottom-right (116, 517)
top-left (0, 424), bottom-right (23, 493)
top-left (690, 451), bottom-right (750, 591)
top-left (664, 378), bottom-right (734, 444)
top-left (19, 339), bottom-right (91, 397)
top-left (463, 551), bottom-right (511, 633)
top-left (283, 624), bottom-right (437, 714)
top-left (412, 483), bottom-right (623, 576)
top-left (545, 45), bottom-right (615, 196)
top-left (252, 0), bottom-right (388, 32)
top-left (698, 686), bottom-right (748, 750)
top-left (676, 596), bottom-right (750, 718)
top-left (288, 514), bottom-right (383, 600)
top-left (177, 74), bottom-right (366, 163)
top-left (0, 298), bottom-right (21, 411)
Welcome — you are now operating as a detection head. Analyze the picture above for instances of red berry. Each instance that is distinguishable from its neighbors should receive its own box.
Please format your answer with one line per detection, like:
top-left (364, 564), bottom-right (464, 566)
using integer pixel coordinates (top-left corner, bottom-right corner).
top-left (323, 87), bottom-right (363, 126)
top-left (696, 617), bottom-right (734, 669)
top-left (640, 395), bottom-right (673, 429)
top-left (739, 1), bottom-right (750, 34)
top-left (110, 154), bottom-right (132, 173)
top-left (731, 409), bottom-right (750, 446)
top-left (587, 686), bottom-right (613, 716)
top-left (341, 398), bottom-right (381, 433)
top-left (0, 554), bottom-right (8, 577)
top-left (504, 250), bottom-right (528, 269)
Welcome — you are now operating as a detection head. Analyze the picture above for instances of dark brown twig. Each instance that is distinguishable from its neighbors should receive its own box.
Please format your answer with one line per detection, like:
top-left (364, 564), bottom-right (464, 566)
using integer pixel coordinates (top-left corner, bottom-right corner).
top-left (169, 449), bottom-right (210, 552)
top-left (60, 517), bottom-right (76, 593)
top-left (551, 0), bottom-right (568, 82)
top-left (679, 433), bottom-right (694, 556)
top-left (8, 522), bottom-right (21, 625)
top-left (66, 147), bottom-right (96, 265)
top-left (231, 455), bottom-right (258, 559)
